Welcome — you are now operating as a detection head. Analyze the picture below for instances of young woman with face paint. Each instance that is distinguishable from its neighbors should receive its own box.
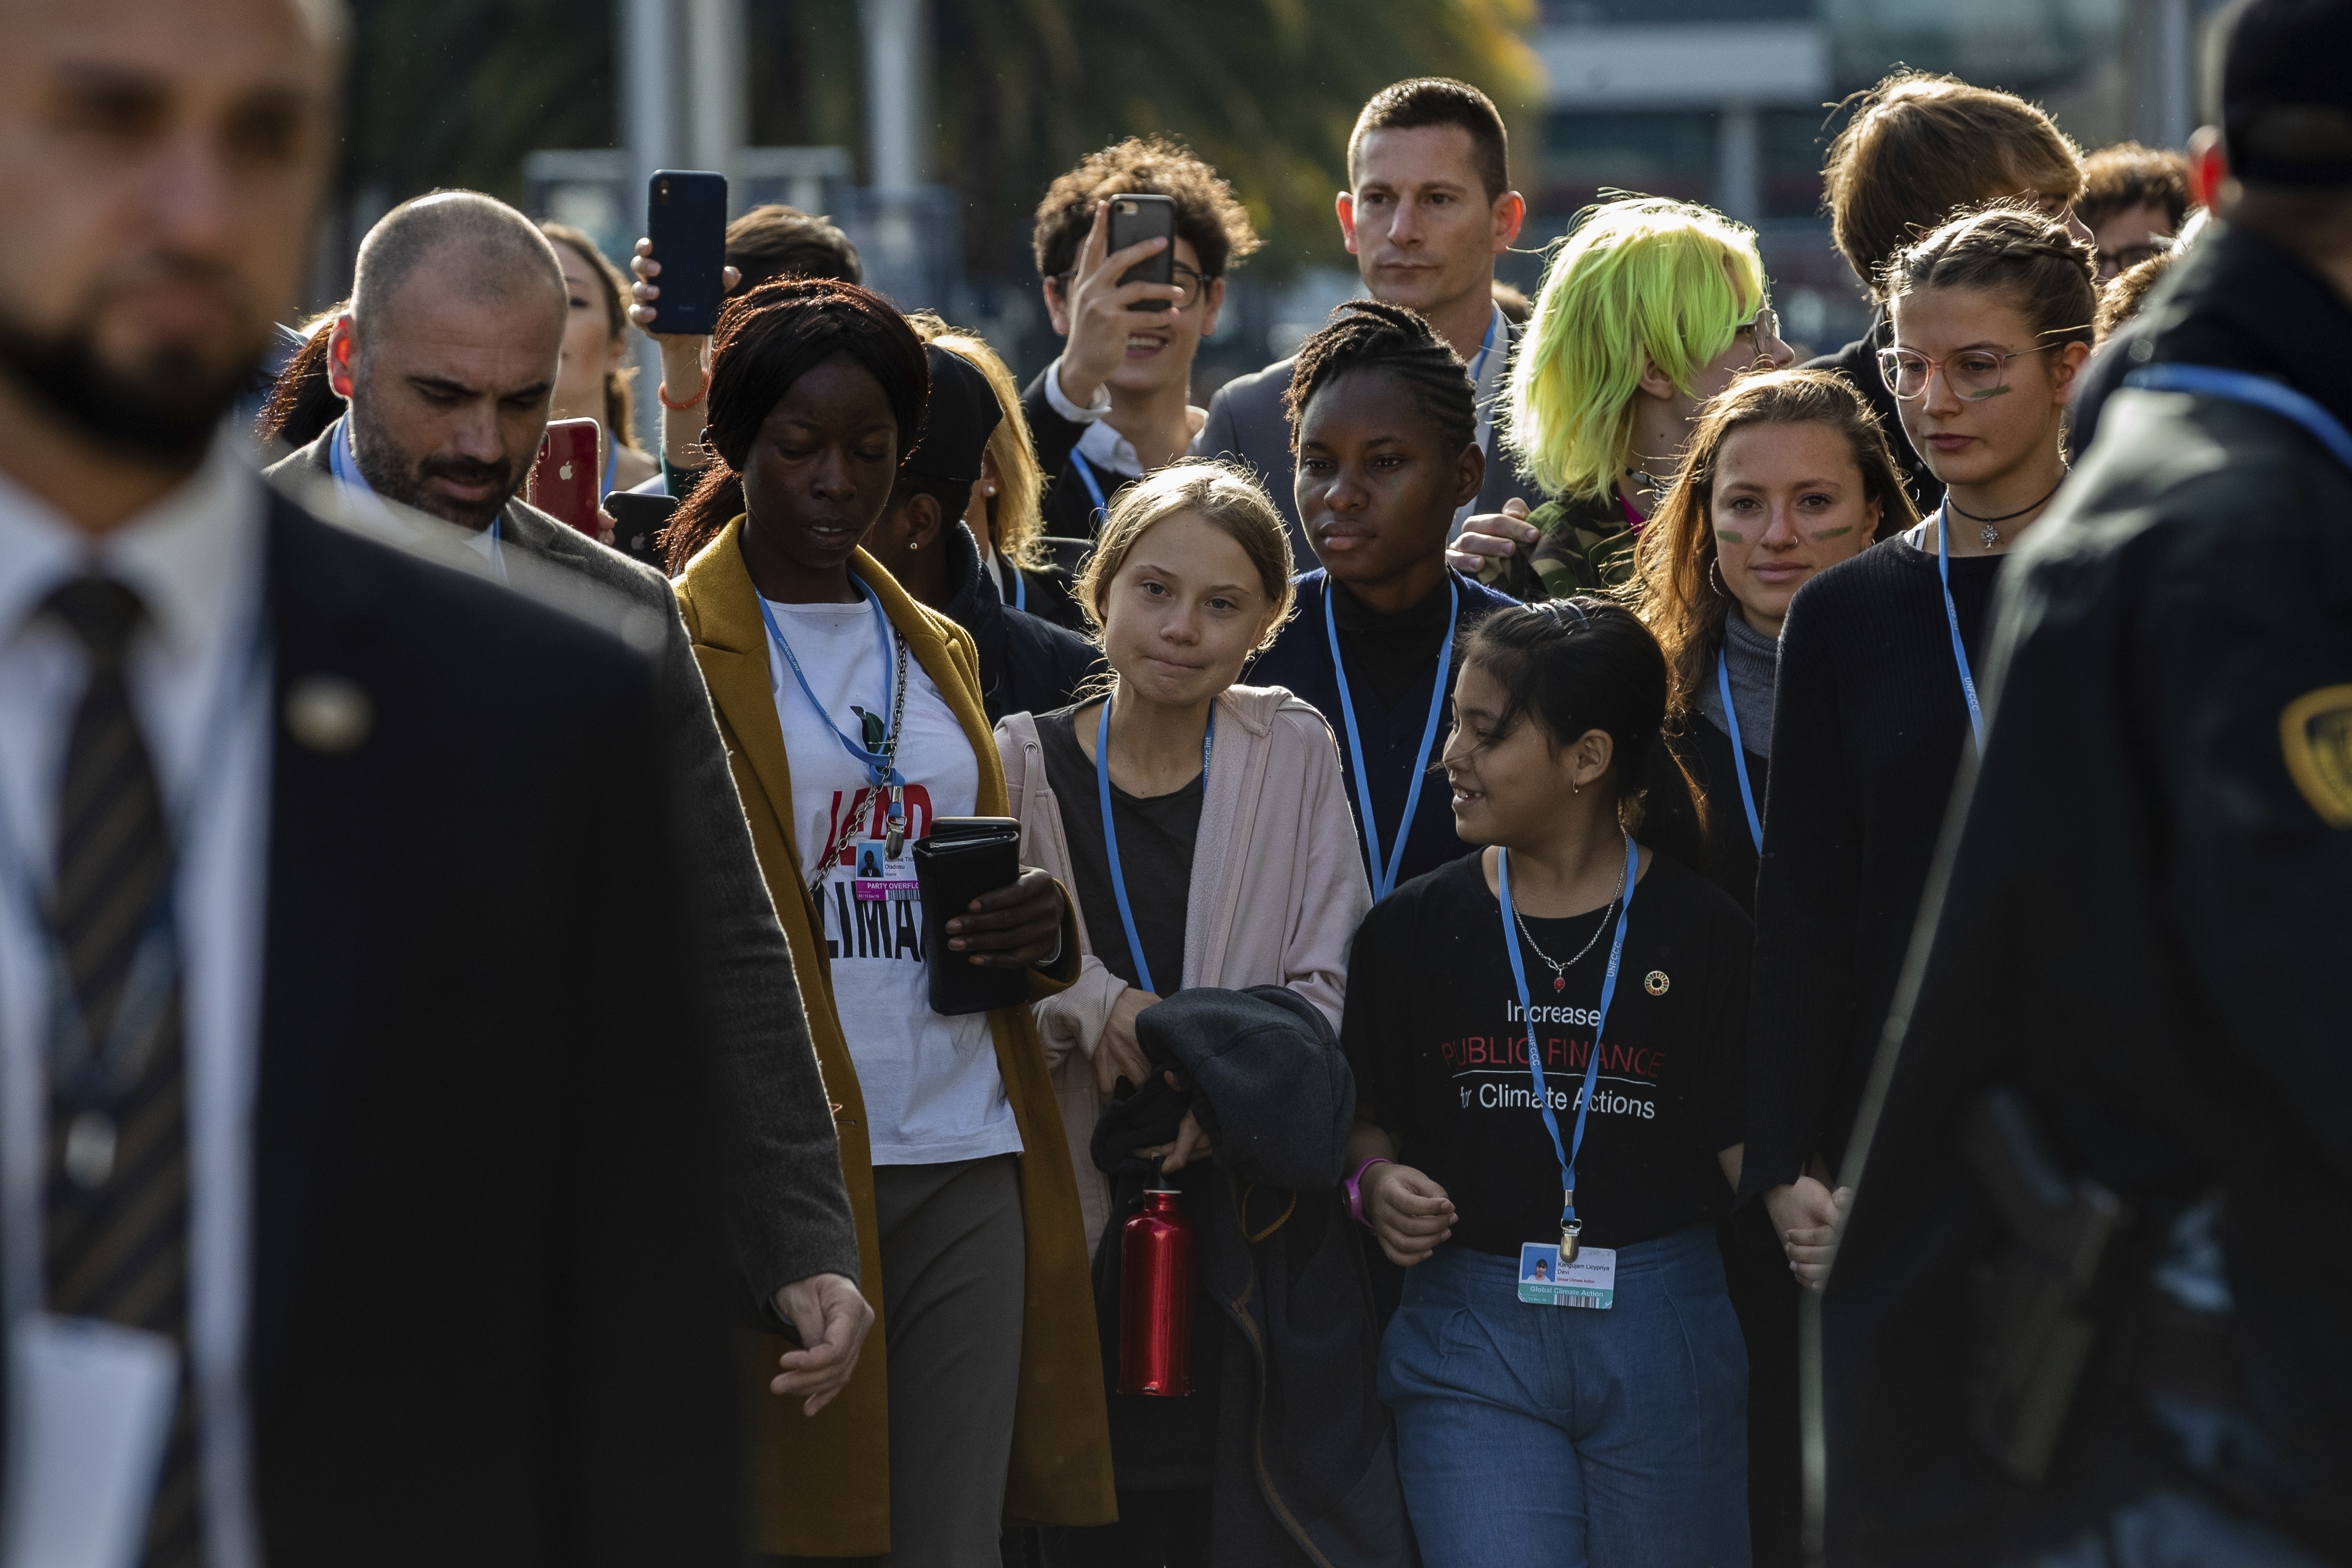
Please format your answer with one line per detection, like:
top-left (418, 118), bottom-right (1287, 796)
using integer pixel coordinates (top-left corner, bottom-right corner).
top-left (1627, 368), bottom-right (1917, 1566)
top-left (1633, 369), bottom-right (1919, 913)
top-left (661, 278), bottom-right (1116, 1561)
top-left (1736, 208), bottom-right (2096, 1295)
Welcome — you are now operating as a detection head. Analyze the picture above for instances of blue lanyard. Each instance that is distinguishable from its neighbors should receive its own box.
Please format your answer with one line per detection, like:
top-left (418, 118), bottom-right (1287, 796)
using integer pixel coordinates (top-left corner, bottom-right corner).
top-left (1094, 695), bottom-right (1214, 996)
top-left (1714, 647), bottom-right (1763, 853)
top-left (2122, 363), bottom-right (2352, 471)
top-left (1073, 453), bottom-right (1111, 531)
top-left (1002, 556), bottom-right (1027, 613)
top-left (602, 434), bottom-right (618, 496)
top-left (756, 579), bottom-right (905, 795)
top-left (1324, 576), bottom-right (1458, 901)
top-left (1498, 832), bottom-right (1639, 1247)
top-left (1466, 310), bottom-right (1499, 388)
top-left (1931, 508), bottom-right (1985, 749)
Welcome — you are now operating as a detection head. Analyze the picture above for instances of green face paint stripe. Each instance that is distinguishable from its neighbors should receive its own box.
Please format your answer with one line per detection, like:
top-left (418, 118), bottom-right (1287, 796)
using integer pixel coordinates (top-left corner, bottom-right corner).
top-left (1807, 525), bottom-right (1855, 540)
top-left (1714, 530), bottom-right (1744, 543)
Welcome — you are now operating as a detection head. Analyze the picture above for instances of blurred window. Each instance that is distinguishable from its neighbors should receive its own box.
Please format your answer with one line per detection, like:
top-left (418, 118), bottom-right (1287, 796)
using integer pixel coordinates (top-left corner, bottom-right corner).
top-left (1540, 111), bottom-right (1719, 214)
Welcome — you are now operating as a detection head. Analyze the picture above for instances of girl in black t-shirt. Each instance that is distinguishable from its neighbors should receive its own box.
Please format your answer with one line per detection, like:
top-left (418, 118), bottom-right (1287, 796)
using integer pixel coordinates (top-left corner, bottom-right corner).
top-left (1343, 600), bottom-right (1753, 1566)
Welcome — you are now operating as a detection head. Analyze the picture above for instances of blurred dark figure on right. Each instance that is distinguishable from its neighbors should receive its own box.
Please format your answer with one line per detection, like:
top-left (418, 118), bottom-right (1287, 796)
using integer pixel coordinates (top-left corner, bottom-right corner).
top-left (1819, 3), bottom-right (2352, 1565)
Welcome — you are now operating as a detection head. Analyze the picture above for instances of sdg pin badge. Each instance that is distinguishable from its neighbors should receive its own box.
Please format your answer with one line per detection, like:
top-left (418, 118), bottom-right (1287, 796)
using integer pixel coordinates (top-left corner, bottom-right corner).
top-left (2281, 685), bottom-right (2352, 828)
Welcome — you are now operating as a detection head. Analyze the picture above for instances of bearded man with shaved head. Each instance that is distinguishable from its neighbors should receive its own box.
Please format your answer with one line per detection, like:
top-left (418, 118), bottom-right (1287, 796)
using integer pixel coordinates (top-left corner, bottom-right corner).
top-left (0, 2), bottom-right (746, 1563)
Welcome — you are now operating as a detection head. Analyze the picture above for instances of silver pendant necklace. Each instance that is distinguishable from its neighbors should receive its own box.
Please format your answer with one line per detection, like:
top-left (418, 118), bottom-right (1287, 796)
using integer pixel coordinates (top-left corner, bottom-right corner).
top-left (1509, 853), bottom-right (1630, 993)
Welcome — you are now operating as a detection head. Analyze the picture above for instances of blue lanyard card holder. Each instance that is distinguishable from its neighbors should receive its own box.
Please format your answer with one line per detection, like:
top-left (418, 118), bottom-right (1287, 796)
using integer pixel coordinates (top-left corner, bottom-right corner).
top-left (912, 817), bottom-right (1029, 1016)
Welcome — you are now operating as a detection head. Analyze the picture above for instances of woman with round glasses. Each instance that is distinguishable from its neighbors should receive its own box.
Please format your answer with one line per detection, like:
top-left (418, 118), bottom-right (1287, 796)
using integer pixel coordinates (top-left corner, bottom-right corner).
top-left (1468, 195), bottom-right (1794, 603)
top-left (1738, 205), bottom-right (2096, 1292)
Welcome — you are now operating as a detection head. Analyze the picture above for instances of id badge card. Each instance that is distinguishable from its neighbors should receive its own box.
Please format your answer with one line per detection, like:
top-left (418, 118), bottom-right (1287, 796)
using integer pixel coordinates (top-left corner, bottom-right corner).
top-left (851, 838), bottom-right (918, 903)
top-left (2, 1314), bottom-right (181, 1568)
top-left (1517, 1241), bottom-right (1617, 1309)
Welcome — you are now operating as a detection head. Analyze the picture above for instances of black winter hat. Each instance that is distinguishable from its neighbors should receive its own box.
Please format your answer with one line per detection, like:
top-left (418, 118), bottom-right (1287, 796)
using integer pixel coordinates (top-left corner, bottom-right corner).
top-left (903, 343), bottom-right (1003, 484)
top-left (2221, 0), bottom-right (2352, 188)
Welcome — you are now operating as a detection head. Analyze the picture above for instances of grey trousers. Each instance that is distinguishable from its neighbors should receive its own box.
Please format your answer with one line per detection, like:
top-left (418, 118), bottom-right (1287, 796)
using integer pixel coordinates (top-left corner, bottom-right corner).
top-left (781, 1153), bottom-right (1027, 1568)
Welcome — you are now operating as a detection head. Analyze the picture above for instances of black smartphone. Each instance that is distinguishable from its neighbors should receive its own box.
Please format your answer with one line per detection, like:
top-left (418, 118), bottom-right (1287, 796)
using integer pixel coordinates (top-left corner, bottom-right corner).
top-left (912, 818), bottom-right (1027, 1016)
top-left (1106, 193), bottom-right (1177, 312)
top-left (645, 170), bottom-right (729, 336)
top-left (602, 490), bottom-right (679, 571)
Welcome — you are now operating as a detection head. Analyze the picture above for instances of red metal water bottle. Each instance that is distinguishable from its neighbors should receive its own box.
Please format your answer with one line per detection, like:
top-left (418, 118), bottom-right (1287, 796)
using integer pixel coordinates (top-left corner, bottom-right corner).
top-left (1117, 1186), bottom-right (1196, 1397)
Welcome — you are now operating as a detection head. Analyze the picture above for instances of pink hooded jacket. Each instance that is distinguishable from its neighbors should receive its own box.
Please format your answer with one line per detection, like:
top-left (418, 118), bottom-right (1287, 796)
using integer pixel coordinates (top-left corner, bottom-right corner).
top-left (996, 684), bottom-right (1374, 1254)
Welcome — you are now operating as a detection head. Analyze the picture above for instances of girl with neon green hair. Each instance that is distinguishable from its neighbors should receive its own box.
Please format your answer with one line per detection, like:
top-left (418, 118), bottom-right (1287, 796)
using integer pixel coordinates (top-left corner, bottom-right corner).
top-left (1481, 196), bottom-right (1792, 600)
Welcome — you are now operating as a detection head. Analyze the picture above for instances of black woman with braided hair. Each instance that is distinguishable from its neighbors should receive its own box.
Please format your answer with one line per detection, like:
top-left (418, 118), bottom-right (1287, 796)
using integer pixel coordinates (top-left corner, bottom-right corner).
top-left (1342, 597), bottom-right (1755, 1565)
top-left (1244, 300), bottom-right (1520, 899)
top-left (660, 277), bottom-right (1116, 1561)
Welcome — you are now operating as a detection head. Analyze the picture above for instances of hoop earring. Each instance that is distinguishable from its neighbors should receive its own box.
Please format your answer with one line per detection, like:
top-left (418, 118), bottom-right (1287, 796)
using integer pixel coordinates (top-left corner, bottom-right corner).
top-left (1710, 558), bottom-right (1734, 600)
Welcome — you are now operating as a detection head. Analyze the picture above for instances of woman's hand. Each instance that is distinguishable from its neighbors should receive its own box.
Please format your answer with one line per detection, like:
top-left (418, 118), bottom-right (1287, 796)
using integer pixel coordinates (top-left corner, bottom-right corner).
top-left (1136, 1106), bottom-right (1212, 1173)
top-left (1362, 1162), bottom-right (1456, 1267)
top-left (1095, 986), bottom-right (1158, 1098)
top-left (1444, 496), bottom-right (1537, 575)
top-left (946, 866), bottom-right (1066, 968)
top-left (627, 239), bottom-right (740, 347)
top-left (1765, 1176), bottom-right (1852, 1292)
top-left (630, 240), bottom-right (740, 468)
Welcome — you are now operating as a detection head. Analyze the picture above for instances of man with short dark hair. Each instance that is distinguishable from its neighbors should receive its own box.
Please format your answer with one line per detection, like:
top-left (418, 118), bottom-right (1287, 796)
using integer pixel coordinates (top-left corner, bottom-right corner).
top-left (1024, 136), bottom-right (1261, 538)
top-left (726, 202), bottom-right (863, 294)
top-left (0, 0), bottom-right (744, 1558)
top-left (2078, 141), bottom-right (2197, 278)
top-left (1193, 78), bottom-right (1527, 557)
top-left (271, 189), bottom-right (873, 1440)
top-left (1823, 3), bottom-right (2352, 1562)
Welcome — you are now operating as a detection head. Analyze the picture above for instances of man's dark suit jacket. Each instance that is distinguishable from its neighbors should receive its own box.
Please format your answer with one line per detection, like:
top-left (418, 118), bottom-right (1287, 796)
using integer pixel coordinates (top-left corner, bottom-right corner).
top-left (268, 430), bottom-right (859, 1312)
top-left (256, 495), bottom-right (740, 1560)
top-left (1191, 318), bottom-right (1530, 564)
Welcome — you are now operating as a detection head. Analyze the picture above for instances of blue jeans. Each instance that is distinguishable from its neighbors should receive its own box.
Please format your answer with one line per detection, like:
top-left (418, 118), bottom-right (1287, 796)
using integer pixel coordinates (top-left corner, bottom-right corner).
top-left (1379, 1225), bottom-right (1750, 1567)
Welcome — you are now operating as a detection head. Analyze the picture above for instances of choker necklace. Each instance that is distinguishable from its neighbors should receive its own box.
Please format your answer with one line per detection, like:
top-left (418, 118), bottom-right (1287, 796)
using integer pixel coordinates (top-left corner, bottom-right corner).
top-left (1947, 476), bottom-right (2067, 548)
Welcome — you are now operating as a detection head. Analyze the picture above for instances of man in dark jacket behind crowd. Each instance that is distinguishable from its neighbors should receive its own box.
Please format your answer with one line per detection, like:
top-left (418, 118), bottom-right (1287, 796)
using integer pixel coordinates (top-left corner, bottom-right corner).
top-left (1821, 4), bottom-right (2352, 1564)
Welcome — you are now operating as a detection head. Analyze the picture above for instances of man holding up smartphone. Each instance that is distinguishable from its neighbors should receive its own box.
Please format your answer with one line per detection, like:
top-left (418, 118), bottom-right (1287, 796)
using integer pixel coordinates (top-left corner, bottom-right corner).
top-left (1025, 138), bottom-right (1261, 537)
top-left (1193, 79), bottom-right (1528, 561)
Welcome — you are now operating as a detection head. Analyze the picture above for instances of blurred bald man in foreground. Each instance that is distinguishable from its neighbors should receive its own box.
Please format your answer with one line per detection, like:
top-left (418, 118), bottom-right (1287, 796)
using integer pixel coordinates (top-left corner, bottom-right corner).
top-left (0, 2), bottom-right (743, 1564)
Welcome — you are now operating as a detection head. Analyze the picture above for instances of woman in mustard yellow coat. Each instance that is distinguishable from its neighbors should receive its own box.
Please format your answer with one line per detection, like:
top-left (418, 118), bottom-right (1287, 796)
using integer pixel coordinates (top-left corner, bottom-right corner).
top-left (661, 278), bottom-right (1114, 1561)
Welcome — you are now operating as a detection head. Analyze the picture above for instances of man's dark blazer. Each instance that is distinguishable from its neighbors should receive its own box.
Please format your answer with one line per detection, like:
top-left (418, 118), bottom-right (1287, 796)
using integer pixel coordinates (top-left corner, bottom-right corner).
top-left (268, 430), bottom-right (860, 1310)
top-left (1192, 317), bottom-right (1529, 564)
top-left (253, 494), bottom-right (739, 1561)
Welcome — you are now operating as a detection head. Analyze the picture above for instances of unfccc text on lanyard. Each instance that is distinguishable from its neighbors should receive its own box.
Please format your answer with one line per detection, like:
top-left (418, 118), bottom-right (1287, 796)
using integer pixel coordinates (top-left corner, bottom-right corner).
top-left (1498, 831), bottom-right (1638, 1309)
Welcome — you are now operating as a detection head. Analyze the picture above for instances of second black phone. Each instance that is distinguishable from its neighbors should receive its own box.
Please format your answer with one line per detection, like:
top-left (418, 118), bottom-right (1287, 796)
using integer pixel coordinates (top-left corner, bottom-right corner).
top-left (646, 170), bottom-right (729, 336)
top-left (1106, 193), bottom-right (1177, 310)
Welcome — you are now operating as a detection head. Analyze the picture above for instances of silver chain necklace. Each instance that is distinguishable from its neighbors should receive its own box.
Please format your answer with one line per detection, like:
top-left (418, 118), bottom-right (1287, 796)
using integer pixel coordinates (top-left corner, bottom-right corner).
top-left (1510, 852), bottom-right (1630, 994)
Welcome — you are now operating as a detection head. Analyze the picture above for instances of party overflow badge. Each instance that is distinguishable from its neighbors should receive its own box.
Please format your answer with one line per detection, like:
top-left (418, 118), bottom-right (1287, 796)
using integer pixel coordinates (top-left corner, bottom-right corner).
top-left (1518, 1241), bottom-right (1617, 1309)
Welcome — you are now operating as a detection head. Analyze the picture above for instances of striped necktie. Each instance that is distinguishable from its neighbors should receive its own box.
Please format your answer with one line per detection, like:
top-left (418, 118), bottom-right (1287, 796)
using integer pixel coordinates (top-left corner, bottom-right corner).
top-left (40, 576), bottom-right (204, 1566)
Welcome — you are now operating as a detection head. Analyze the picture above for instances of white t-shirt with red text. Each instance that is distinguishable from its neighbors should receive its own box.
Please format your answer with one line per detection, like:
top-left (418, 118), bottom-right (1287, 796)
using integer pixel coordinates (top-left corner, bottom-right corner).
top-left (763, 595), bottom-right (1021, 1166)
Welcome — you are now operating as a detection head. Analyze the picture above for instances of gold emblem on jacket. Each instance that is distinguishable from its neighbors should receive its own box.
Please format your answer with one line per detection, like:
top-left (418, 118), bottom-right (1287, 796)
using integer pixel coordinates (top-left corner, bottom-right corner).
top-left (2280, 685), bottom-right (2352, 828)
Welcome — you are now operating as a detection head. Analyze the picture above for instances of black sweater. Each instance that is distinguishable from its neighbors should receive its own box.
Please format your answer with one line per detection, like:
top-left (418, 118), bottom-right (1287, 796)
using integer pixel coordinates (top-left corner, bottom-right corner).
top-left (1739, 532), bottom-right (2002, 1199)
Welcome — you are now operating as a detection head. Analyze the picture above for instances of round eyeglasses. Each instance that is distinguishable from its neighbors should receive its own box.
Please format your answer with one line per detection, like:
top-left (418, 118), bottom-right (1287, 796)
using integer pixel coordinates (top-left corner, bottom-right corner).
top-left (1876, 344), bottom-right (2056, 402)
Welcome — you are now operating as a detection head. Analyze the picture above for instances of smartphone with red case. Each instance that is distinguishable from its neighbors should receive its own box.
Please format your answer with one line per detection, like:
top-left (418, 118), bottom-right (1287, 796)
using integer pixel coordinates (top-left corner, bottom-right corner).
top-left (528, 417), bottom-right (603, 538)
